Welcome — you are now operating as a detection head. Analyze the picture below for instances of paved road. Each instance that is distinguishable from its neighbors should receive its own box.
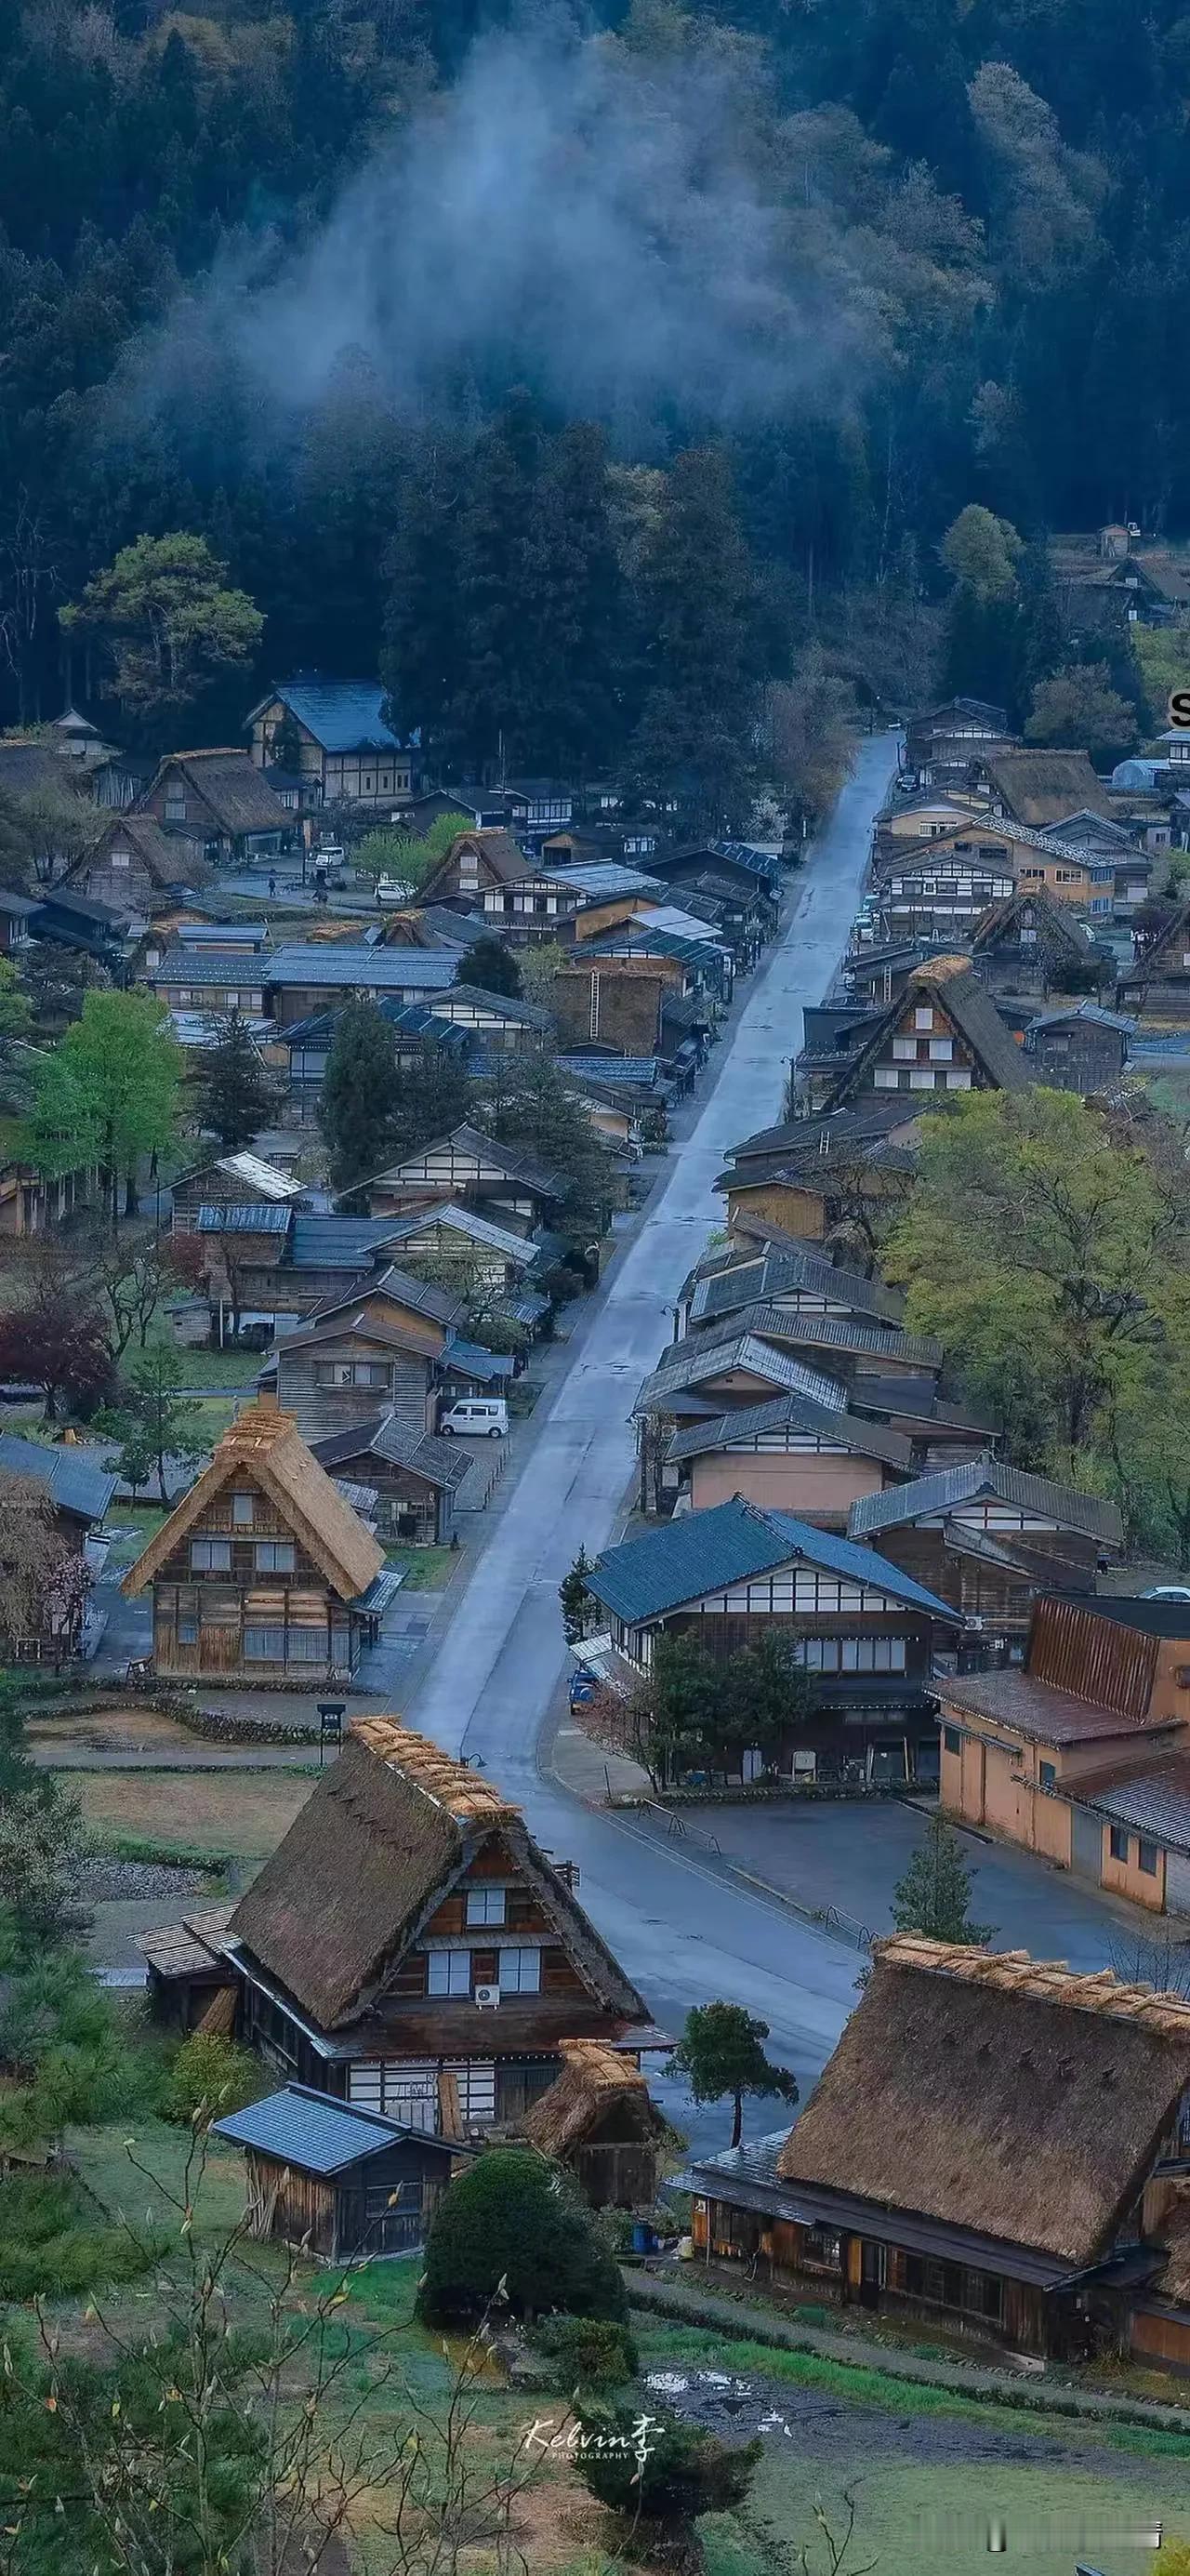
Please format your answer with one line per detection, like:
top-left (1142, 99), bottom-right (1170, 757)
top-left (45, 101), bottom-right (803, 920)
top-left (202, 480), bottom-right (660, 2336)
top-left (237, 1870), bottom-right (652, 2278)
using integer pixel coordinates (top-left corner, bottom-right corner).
top-left (407, 736), bottom-right (899, 2144)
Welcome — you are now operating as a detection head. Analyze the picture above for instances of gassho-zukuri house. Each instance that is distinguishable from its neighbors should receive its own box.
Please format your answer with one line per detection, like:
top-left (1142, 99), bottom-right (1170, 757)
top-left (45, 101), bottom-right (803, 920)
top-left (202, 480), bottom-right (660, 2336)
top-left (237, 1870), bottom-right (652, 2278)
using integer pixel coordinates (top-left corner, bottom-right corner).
top-left (679, 1937), bottom-right (1190, 2369)
top-left (139, 1720), bottom-right (663, 2131)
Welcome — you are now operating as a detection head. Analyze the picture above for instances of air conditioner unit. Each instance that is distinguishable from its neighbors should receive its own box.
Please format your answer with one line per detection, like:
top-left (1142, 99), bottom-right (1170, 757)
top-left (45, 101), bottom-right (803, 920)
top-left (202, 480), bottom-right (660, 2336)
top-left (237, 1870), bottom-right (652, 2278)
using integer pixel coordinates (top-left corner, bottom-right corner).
top-left (473, 1985), bottom-right (501, 2009)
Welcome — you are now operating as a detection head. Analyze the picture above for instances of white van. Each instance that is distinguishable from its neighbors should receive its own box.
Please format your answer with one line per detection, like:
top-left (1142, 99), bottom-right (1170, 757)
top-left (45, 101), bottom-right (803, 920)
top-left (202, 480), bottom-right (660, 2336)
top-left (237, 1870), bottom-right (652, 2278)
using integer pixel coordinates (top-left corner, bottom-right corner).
top-left (439, 1397), bottom-right (509, 1439)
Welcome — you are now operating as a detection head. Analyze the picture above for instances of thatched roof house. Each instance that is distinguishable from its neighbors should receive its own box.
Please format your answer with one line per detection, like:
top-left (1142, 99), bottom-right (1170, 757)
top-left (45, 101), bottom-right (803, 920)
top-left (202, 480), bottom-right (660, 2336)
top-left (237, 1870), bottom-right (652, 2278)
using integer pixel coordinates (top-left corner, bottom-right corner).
top-left (519, 2038), bottom-right (668, 2206)
top-left (681, 1937), bottom-right (1190, 2365)
top-left (220, 1720), bottom-right (657, 2132)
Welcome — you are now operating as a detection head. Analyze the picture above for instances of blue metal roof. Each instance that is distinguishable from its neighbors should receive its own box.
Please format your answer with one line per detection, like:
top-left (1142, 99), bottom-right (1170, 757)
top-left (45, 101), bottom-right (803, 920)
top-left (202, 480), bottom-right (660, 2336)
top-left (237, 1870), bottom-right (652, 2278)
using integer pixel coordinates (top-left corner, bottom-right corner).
top-left (557, 1054), bottom-right (667, 1091)
top-left (267, 948), bottom-right (456, 991)
top-left (0, 1432), bottom-right (116, 1524)
top-left (271, 680), bottom-right (411, 755)
top-left (289, 1216), bottom-right (407, 1269)
top-left (443, 1335), bottom-right (515, 1382)
top-left (213, 2083), bottom-right (444, 2173)
top-left (587, 1497), bottom-right (959, 1625)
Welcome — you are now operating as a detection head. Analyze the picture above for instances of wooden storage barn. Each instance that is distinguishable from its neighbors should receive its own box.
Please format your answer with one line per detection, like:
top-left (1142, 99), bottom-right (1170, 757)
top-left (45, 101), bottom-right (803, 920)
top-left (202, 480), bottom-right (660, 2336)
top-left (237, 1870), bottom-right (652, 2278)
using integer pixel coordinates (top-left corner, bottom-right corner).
top-left (682, 1939), bottom-right (1190, 2365)
top-left (137, 1904), bottom-right (238, 2029)
top-left (121, 1394), bottom-right (391, 1681)
top-left (213, 2084), bottom-right (469, 2260)
top-left (520, 2038), bottom-right (667, 2207)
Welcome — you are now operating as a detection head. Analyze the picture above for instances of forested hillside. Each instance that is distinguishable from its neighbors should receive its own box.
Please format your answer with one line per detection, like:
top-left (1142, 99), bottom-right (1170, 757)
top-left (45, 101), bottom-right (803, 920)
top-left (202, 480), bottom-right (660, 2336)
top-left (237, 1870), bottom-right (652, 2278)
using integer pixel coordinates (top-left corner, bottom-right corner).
top-left (2, 0), bottom-right (1187, 786)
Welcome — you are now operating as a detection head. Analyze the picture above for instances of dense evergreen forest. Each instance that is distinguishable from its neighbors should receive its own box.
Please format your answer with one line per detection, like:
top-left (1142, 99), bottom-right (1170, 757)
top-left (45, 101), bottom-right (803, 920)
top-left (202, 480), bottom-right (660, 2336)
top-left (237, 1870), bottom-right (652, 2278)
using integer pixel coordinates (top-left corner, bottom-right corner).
top-left (2, 0), bottom-right (1188, 790)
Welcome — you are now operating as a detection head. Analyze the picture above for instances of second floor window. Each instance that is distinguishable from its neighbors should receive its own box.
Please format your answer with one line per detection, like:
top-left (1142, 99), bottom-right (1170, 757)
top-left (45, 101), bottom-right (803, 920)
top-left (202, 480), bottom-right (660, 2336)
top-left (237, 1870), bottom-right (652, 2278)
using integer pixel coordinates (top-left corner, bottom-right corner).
top-left (255, 1541), bottom-right (295, 1573)
top-left (191, 1538), bottom-right (231, 1573)
top-left (428, 1951), bottom-right (471, 1996)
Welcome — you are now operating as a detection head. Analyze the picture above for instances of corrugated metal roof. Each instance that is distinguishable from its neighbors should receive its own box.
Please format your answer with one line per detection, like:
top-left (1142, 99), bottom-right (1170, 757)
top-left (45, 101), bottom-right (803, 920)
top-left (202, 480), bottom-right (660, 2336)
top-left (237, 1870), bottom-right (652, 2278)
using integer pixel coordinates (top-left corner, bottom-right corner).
top-left (690, 1251), bottom-right (903, 1328)
top-left (196, 1202), bottom-right (292, 1234)
top-left (849, 1460), bottom-right (1123, 1545)
top-left (148, 949), bottom-right (271, 989)
top-left (288, 1216), bottom-right (406, 1269)
top-left (665, 1394), bottom-right (914, 1469)
top-left (267, 948), bottom-right (457, 990)
top-left (587, 1497), bottom-right (959, 1624)
top-left (442, 1335), bottom-right (515, 1381)
top-left (213, 2082), bottom-right (423, 2172)
top-left (0, 1432), bottom-right (116, 1523)
top-left (311, 1414), bottom-right (472, 1492)
top-left (377, 1202), bottom-right (538, 1263)
top-left (269, 680), bottom-right (409, 754)
top-left (634, 1335), bottom-right (848, 1414)
top-left (557, 1055), bottom-right (668, 1091)
top-left (716, 1307), bottom-right (943, 1369)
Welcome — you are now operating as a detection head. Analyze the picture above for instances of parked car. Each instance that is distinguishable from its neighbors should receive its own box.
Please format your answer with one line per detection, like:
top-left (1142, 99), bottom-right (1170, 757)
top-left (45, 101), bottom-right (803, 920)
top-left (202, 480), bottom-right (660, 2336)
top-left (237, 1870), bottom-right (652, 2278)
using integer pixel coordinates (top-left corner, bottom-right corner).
top-left (439, 1397), bottom-right (509, 1439)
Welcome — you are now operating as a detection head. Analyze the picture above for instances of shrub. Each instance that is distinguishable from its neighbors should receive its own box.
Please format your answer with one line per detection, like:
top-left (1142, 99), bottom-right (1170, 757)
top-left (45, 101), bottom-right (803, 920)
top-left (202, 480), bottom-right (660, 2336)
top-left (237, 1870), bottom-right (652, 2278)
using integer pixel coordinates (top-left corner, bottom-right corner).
top-left (531, 2315), bottom-right (639, 2387)
top-left (416, 2147), bottom-right (628, 2326)
top-left (161, 2030), bottom-right (260, 2126)
top-left (0, 2172), bottom-right (158, 2298)
top-left (574, 2398), bottom-right (760, 2530)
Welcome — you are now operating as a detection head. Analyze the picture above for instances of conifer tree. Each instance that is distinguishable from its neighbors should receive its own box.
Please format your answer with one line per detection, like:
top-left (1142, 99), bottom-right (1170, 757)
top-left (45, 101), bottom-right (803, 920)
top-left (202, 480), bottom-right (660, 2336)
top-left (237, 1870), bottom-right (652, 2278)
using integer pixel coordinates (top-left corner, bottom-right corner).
top-left (891, 1813), bottom-right (993, 1945)
top-left (192, 1012), bottom-right (280, 1152)
top-left (318, 1003), bottom-right (401, 1205)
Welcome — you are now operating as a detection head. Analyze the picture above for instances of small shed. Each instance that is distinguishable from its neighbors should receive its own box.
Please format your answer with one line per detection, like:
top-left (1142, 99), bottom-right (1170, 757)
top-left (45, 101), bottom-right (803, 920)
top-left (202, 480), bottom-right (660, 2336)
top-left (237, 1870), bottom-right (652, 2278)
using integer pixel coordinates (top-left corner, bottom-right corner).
top-left (212, 2085), bottom-right (471, 2261)
top-left (137, 1904), bottom-right (239, 2030)
top-left (520, 2039), bottom-right (667, 2208)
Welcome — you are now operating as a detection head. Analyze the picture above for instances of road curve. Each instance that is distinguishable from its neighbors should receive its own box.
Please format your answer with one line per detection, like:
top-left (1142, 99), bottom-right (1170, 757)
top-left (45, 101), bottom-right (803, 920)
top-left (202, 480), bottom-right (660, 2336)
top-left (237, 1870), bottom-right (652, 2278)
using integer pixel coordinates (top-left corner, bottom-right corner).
top-left (407, 737), bottom-right (899, 2117)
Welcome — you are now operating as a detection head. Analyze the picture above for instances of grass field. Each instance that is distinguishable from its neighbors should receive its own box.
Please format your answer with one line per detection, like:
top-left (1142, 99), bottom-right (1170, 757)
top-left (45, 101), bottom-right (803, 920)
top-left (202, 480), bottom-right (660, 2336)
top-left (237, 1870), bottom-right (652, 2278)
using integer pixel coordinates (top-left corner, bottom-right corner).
top-left (384, 1543), bottom-right (456, 1588)
top-left (168, 1346), bottom-right (265, 1388)
top-left (637, 2319), bottom-right (1190, 2576)
top-left (66, 1766), bottom-right (315, 1861)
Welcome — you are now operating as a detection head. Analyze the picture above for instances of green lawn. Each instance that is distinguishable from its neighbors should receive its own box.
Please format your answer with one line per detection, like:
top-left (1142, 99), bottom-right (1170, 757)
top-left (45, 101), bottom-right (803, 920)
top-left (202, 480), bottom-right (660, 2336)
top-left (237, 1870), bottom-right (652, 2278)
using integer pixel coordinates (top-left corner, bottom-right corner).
top-left (637, 2318), bottom-right (1190, 2576)
top-left (102, 1500), bottom-right (170, 1565)
top-left (167, 1345), bottom-right (265, 1388)
top-left (383, 1544), bottom-right (456, 1588)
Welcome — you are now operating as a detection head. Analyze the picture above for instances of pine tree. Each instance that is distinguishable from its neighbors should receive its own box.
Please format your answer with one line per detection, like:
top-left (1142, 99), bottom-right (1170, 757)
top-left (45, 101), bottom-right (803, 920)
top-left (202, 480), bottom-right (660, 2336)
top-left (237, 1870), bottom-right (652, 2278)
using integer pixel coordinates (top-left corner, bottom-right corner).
top-left (318, 1003), bottom-right (401, 1205)
top-left (523, 422), bottom-right (625, 774)
top-left (192, 1012), bottom-right (280, 1151)
top-left (560, 1545), bottom-right (594, 1643)
top-left (387, 1040), bottom-right (474, 1162)
top-left (381, 442), bottom-right (468, 771)
top-left (891, 1813), bottom-right (993, 1945)
top-left (456, 936), bottom-right (522, 999)
top-left (452, 391), bottom-right (545, 774)
top-left (629, 446), bottom-right (763, 830)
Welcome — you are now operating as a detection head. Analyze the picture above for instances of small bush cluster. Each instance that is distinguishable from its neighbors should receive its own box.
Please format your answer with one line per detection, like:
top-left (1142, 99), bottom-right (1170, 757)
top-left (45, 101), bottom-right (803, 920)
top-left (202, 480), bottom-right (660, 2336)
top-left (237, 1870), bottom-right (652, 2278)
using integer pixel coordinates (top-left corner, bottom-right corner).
top-left (161, 2030), bottom-right (261, 2126)
top-left (416, 2147), bottom-right (627, 2326)
top-left (0, 2172), bottom-right (158, 2299)
top-left (531, 2315), bottom-right (639, 2387)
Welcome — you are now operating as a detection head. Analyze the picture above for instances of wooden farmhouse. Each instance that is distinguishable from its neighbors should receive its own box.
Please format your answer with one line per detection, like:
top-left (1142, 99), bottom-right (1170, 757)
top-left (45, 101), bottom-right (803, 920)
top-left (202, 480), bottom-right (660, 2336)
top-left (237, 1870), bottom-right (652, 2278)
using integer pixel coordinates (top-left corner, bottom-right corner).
top-left (272, 1268), bottom-right (468, 1443)
top-left (311, 1416), bottom-right (471, 1547)
top-left (122, 1395), bottom-right (391, 1682)
top-left (937, 1594), bottom-right (1190, 1916)
top-left (681, 1936), bottom-right (1190, 2368)
top-left (819, 958), bottom-right (1029, 1111)
top-left (714, 1102), bottom-right (920, 1248)
top-left (974, 747), bottom-right (1115, 830)
top-left (849, 1462), bottom-right (1124, 1653)
top-left (359, 1122), bottom-right (565, 1235)
top-left (171, 1150), bottom-right (304, 1235)
top-left (246, 679), bottom-right (418, 809)
top-left (374, 1201), bottom-right (548, 1295)
top-left (213, 2085), bottom-right (469, 2260)
top-left (662, 1392), bottom-right (914, 1527)
top-left (1118, 900), bottom-right (1190, 1028)
top-left (1021, 1001), bottom-right (1132, 1094)
top-left (903, 697), bottom-right (1012, 789)
top-left (65, 811), bottom-right (218, 914)
top-left (139, 750), bottom-right (293, 867)
top-left (970, 884), bottom-right (1100, 1004)
top-left (214, 1720), bottom-right (656, 2130)
top-left (584, 1497), bottom-right (962, 1784)
top-left (517, 2039), bottom-right (667, 2208)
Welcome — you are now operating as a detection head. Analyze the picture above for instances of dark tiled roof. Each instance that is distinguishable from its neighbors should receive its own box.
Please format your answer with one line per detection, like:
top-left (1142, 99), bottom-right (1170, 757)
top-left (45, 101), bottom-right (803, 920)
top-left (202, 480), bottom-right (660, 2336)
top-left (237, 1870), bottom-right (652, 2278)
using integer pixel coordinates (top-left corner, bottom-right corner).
top-left (288, 1216), bottom-right (411, 1270)
top-left (213, 2083), bottom-right (437, 2173)
top-left (665, 1393), bottom-right (914, 1470)
top-left (311, 1414), bottom-right (472, 1493)
top-left (712, 1308), bottom-right (942, 1370)
top-left (0, 1433), bottom-right (116, 1523)
top-left (265, 679), bottom-right (408, 753)
top-left (938, 1667), bottom-right (1178, 1747)
top-left (437, 984), bottom-right (553, 1029)
top-left (365, 1122), bottom-right (564, 1202)
top-left (850, 1461), bottom-right (1122, 1546)
top-left (267, 947), bottom-right (457, 991)
top-left (148, 949), bottom-right (270, 989)
top-left (634, 1336), bottom-right (848, 1414)
top-left (1078, 1754), bottom-right (1190, 1855)
top-left (587, 1497), bottom-right (958, 1624)
top-left (690, 1251), bottom-right (903, 1328)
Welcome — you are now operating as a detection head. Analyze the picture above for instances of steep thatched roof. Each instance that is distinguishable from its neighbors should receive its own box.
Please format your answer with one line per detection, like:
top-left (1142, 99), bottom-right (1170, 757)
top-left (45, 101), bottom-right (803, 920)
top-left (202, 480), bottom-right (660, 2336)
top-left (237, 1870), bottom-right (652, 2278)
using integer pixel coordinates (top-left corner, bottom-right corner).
top-left (972, 884), bottom-right (1091, 967)
top-left (229, 1719), bottom-right (649, 2034)
top-left (778, 1938), bottom-right (1190, 2265)
top-left (982, 750), bottom-right (1113, 827)
top-left (121, 1396), bottom-right (384, 1603)
top-left (521, 2038), bottom-right (666, 2158)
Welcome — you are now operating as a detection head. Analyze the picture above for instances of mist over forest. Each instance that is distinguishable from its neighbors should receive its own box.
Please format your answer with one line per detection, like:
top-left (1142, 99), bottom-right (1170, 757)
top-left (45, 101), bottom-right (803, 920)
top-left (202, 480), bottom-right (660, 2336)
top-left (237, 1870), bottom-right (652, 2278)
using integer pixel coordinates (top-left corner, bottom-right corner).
top-left (1, 0), bottom-right (1185, 790)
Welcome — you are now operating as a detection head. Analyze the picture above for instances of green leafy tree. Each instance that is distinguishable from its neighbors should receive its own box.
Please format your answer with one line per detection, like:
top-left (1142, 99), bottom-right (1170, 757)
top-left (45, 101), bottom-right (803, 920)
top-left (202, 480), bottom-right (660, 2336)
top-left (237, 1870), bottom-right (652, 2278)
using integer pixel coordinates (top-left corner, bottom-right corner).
top-left (191, 1010), bottom-right (281, 1151)
top-left (1025, 659), bottom-right (1140, 759)
top-left (673, 2000), bottom-right (799, 2149)
top-left (60, 533), bottom-right (263, 737)
top-left (0, 1680), bottom-right (89, 1948)
top-left (457, 935), bottom-right (522, 998)
top-left (725, 1631), bottom-right (818, 1767)
top-left (941, 503), bottom-right (1023, 599)
top-left (99, 1336), bottom-right (208, 1504)
top-left (892, 1813), bottom-right (993, 1944)
top-left (560, 1545), bottom-right (595, 1643)
top-left (22, 989), bottom-right (180, 1226)
top-left (0, 955), bottom-right (32, 1038)
top-left (883, 1089), bottom-right (1173, 1465)
top-left (318, 1001), bottom-right (401, 1204)
top-left (574, 2398), bottom-right (760, 2545)
top-left (354, 809), bottom-right (472, 889)
top-left (0, 775), bottom-right (97, 888)
top-left (416, 2146), bottom-right (627, 2327)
